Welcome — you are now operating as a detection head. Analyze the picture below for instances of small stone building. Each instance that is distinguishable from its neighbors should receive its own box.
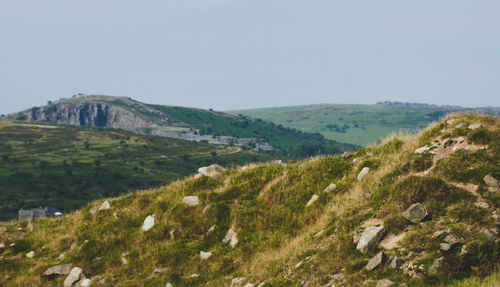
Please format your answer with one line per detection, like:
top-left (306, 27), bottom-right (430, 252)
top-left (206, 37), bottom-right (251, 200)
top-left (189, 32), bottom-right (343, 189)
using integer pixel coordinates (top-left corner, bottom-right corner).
top-left (18, 206), bottom-right (61, 221)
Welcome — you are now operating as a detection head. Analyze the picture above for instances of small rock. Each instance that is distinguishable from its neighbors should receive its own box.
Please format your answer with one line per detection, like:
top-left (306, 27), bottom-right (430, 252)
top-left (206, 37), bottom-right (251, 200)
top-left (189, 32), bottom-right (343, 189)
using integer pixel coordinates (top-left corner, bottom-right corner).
top-left (294, 261), bottom-right (303, 269)
top-left (366, 251), bottom-right (385, 272)
top-left (468, 123), bottom-right (482, 130)
top-left (43, 264), bottom-right (72, 276)
top-left (154, 267), bottom-right (168, 273)
top-left (274, 160), bottom-right (287, 166)
top-left (444, 234), bottom-right (464, 245)
top-left (26, 251), bottom-right (35, 258)
top-left (141, 215), bottom-right (155, 231)
top-left (483, 175), bottom-right (498, 192)
top-left (431, 257), bottom-right (444, 273)
top-left (485, 227), bottom-right (499, 239)
top-left (431, 229), bottom-right (450, 239)
top-left (376, 279), bottom-right (394, 287)
top-left (475, 201), bottom-right (490, 209)
top-left (440, 243), bottom-right (451, 251)
top-left (80, 279), bottom-right (91, 287)
top-left (198, 164), bottom-right (226, 179)
top-left (414, 146), bottom-right (430, 154)
top-left (357, 167), bottom-right (370, 181)
top-left (402, 203), bottom-right (428, 224)
top-left (202, 204), bottom-right (211, 213)
top-left (323, 183), bottom-right (336, 193)
top-left (306, 194), bottom-right (319, 207)
top-left (207, 225), bottom-right (216, 234)
top-left (356, 225), bottom-right (385, 254)
top-left (200, 251), bottom-right (212, 260)
top-left (231, 277), bottom-right (246, 287)
top-left (166, 283), bottom-right (173, 287)
top-left (98, 200), bottom-right (110, 211)
top-left (314, 230), bottom-right (324, 238)
top-left (223, 228), bottom-right (238, 247)
top-left (389, 256), bottom-right (404, 268)
top-left (182, 196), bottom-right (200, 206)
top-left (64, 267), bottom-right (83, 287)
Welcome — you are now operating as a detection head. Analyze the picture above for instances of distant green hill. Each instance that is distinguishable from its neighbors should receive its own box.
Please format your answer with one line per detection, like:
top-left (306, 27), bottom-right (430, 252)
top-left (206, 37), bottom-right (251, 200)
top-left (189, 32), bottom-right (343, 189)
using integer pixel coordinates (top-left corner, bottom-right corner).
top-left (6, 95), bottom-right (356, 157)
top-left (229, 103), bottom-right (499, 146)
top-left (0, 121), bottom-right (286, 221)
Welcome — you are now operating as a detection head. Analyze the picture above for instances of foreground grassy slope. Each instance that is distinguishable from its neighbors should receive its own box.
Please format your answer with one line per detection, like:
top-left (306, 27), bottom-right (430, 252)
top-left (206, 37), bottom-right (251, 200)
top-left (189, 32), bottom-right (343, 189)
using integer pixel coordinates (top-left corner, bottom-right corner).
top-left (0, 114), bottom-right (498, 286)
top-left (229, 104), bottom-right (499, 146)
top-left (0, 121), bottom-right (285, 221)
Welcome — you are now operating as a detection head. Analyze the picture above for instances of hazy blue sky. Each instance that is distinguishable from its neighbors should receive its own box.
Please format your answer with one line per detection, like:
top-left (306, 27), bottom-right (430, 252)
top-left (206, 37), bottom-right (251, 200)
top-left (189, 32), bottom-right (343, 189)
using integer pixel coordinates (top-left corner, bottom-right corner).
top-left (1, 0), bottom-right (499, 115)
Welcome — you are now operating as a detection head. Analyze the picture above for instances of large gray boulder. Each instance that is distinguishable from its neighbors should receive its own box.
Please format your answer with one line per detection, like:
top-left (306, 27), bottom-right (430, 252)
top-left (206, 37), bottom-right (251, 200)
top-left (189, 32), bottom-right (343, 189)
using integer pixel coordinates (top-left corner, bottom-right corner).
top-left (366, 251), bottom-right (385, 272)
top-left (402, 203), bottom-right (428, 224)
top-left (198, 164), bottom-right (226, 179)
top-left (43, 264), bottom-right (72, 276)
top-left (356, 225), bottom-right (385, 254)
top-left (64, 267), bottom-right (83, 287)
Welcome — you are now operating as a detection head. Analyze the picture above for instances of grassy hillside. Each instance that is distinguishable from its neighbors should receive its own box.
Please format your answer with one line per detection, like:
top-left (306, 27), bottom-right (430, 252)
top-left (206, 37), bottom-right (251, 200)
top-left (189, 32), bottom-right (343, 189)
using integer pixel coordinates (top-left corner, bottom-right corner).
top-left (0, 114), bottom-right (498, 286)
top-left (229, 104), bottom-right (499, 146)
top-left (0, 121), bottom-right (286, 221)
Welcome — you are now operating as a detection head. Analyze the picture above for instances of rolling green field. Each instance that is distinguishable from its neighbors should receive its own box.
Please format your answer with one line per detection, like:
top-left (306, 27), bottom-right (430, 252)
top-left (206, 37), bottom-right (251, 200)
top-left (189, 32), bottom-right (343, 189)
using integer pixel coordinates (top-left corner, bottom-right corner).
top-left (229, 104), bottom-right (498, 146)
top-left (0, 121), bottom-right (286, 221)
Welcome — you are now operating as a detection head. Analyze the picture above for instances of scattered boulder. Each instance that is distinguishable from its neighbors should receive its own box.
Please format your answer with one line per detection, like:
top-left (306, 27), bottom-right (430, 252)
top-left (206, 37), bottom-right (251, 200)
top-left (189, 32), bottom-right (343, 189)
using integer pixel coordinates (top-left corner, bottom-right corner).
top-left (98, 200), bottom-right (110, 211)
top-left (306, 194), bottom-right (319, 207)
top-left (198, 164), bottom-right (226, 179)
top-left (200, 251), bottom-right (212, 260)
top-left (431, 229), bottom-right (450, 239)
top-left (43, 264), bottom-right (72, 276)
top-left (141, 215), bottom-right (155, 231)
top-left (414, 146), bottom-right (430, 154)
top-left (389, 256), bottom-right (404, 268)
top-left (475, 201), bottom-right (490, 209)
top-left (182, 196), bottom-right (200, 206)
top-left (356, 225), bottom-right (385, 254)
top-left (231, 277), bottom-right (246, 287)
top-left (323, 183), bottom-right (336, 193)
top-left (79, 279), bottom-right (91, 287)
top-left (376, 279), bottom-right (394, 287)
top-left (468, 123), bottom-right (482, 130)
top-left (26, 251), bottom-right (35, 258)
top-left (440, 243), bottom-right (451, 251)
top-left (366, 251), bottom-right (385, 272)
top-left (223, 228), bottom-right (238, 247)
top-left (431, 257), bottom-right (444, 273)
top-left (64, 267), bottom-right (83, 287)
top-left (357, 167), bottom-right (370, 181)
top-left (444, 234), bottom-right (464, 246)
top-left (402, 203), bottom-right (428, 224)
top-left (154, 267), bottom-right (168, 273)
top-left (485, 227), bottom-right (499, 239)
top-left (483, 175), bottom-right (498, 192)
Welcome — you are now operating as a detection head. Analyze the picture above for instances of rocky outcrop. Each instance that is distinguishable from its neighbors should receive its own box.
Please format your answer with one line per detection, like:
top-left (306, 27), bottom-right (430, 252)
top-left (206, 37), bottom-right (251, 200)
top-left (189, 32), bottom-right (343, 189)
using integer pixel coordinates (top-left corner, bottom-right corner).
top-left (10, 102), bottom-right (158, 131)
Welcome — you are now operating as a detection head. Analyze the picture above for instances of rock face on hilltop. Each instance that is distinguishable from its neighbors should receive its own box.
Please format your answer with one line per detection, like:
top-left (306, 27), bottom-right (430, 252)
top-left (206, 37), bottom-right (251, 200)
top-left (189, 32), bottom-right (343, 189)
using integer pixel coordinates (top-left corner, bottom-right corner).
top-left (12, 102), bottom-right (158, 130)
